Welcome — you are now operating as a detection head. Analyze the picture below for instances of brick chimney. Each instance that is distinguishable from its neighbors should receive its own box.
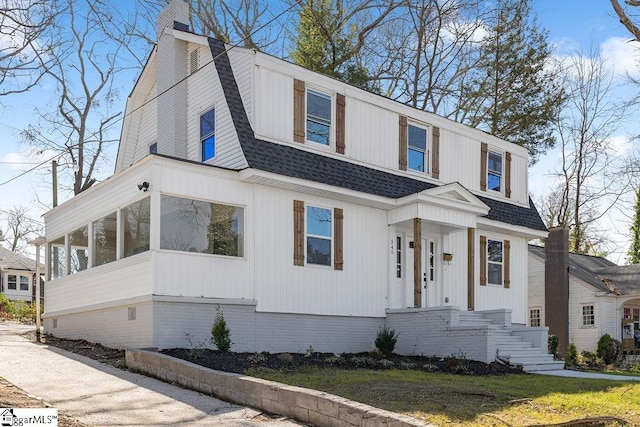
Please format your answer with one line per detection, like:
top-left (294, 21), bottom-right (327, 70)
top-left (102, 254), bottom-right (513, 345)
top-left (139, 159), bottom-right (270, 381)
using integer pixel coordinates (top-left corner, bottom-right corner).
top-left (545, 227), bottom-right (570, 355)
top-left (156, 0), bottom-right (189, 158)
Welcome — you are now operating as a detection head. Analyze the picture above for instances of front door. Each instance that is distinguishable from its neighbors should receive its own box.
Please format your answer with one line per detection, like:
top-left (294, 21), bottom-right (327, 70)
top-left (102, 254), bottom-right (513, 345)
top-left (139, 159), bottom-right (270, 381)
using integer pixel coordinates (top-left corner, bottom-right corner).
top-left (421, 237), bottom-right (438, 308)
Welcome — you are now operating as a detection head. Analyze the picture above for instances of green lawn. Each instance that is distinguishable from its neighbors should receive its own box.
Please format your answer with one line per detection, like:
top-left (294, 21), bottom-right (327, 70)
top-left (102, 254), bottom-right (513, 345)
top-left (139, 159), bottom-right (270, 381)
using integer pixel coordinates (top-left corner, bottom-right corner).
top-left (250, 367), bottom-right (639, 426)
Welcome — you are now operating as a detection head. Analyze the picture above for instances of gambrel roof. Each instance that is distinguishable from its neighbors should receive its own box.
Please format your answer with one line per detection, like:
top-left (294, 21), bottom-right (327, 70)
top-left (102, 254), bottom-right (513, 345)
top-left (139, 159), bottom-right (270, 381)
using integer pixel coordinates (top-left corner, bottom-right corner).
top-left (207, 38), bottom-right (548, 233)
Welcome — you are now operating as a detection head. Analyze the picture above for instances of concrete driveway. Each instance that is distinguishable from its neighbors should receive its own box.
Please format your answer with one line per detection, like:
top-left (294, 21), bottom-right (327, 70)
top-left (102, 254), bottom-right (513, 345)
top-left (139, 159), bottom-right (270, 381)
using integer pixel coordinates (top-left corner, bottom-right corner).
top-left (0, 321), bottom-right (301, 426)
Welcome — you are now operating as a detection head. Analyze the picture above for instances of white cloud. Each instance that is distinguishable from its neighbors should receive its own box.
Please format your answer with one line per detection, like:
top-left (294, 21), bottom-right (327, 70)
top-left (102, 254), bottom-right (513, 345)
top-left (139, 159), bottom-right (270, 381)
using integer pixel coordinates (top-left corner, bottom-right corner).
top-left (2, 148), bottom-right (56, 171)
top-left (600, 36), bottom-right (640, 78)
top-left (608, 134), bottom-right (631, 156)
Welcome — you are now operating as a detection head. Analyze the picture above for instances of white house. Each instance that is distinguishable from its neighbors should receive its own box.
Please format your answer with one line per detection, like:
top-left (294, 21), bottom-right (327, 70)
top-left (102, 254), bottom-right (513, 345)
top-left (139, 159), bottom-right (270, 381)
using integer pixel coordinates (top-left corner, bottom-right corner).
top-left (529, 233), bottom-right (640, 353)
top-left (0, 247), bottom-right (37, 303)
top-left (41, 1), bottom-right (561, 371)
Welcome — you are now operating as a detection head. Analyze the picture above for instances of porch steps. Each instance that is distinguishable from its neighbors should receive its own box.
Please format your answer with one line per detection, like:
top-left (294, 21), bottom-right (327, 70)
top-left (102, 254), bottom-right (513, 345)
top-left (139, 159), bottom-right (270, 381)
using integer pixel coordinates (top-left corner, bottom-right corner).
top-left (459, 312), bottom-right (565, 372)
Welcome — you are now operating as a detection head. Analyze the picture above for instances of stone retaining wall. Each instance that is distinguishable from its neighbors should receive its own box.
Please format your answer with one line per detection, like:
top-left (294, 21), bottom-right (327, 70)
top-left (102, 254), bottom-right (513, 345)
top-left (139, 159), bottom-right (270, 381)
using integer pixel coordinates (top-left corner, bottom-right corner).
top-left (126, 349), bottom-right (432, 427)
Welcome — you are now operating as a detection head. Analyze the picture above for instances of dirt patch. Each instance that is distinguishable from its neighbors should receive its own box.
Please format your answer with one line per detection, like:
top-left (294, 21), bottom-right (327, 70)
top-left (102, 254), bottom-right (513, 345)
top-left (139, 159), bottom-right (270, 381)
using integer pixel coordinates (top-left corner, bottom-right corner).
top-left (161, 348), bottom-right (522, 376)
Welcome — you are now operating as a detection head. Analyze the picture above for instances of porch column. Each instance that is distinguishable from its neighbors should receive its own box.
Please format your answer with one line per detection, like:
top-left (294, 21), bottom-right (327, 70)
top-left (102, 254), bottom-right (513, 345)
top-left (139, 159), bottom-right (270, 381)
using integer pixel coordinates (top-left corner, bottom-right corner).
top-left (467, 228), bottom-right (474, 310)
top-left (413, 218), bottom-right (422, 307)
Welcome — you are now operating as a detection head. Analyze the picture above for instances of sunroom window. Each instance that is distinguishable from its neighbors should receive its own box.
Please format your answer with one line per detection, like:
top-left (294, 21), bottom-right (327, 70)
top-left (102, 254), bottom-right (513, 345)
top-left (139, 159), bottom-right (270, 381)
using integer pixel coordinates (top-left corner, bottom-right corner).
top-left (93, 212), bottom-right (117, 267)
top-left (160, 195), bottom-right (244, 257)
top-left (69, 225), bottom-right (89, 273)
top-left (306, 89), bottom-right (331, 145)
top-left (49, 236), bottom-right (66, 279)
top-left (122, 198), bottom-right (150, 258)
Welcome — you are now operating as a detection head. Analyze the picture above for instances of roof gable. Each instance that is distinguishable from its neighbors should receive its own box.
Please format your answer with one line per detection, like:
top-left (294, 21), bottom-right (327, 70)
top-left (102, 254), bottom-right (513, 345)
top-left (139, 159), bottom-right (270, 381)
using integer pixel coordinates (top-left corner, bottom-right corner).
top-left (0, 247), bottom-right (36, 271)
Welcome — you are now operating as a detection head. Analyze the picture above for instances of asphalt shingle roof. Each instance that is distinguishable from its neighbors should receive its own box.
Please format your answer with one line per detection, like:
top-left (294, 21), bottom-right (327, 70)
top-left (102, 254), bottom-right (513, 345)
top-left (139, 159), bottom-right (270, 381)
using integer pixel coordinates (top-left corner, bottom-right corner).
top-left (208, 37), bottom-right (547, 233)
top-left (0, 247), bottom-right (36, 271)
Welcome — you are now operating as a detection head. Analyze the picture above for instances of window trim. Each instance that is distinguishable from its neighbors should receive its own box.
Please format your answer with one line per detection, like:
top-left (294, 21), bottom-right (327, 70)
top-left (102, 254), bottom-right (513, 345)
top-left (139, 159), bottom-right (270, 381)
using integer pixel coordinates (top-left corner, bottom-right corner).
top-left (530, 307), bottom-right (541, 327)
top-left (305, 88), bottom-right (333, 147)
top-left (396, 236), bottom-right (403, 279)
top-left (486, 238), bottom-right (503, 286)
top-left (407, 122), bottom-right (429, 174)
top-left (7, 274), bottom-right (17, 290)
top-left (19, 275), bottom-right (29, 291)
top-left (581, 304), bottom-right (595, 327)
top-left (487, 150), bottom-right (503, 193)
top-left (305, 204), bottom-right (333, 267)
top-left (200, 107), bottom-right (216, 162)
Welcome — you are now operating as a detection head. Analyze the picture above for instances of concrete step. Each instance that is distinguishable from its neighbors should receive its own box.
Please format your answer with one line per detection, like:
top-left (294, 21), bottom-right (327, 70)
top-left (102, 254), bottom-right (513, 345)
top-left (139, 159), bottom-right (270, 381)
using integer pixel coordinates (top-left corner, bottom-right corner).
top-left (519, 361), bottom-right (566, 372)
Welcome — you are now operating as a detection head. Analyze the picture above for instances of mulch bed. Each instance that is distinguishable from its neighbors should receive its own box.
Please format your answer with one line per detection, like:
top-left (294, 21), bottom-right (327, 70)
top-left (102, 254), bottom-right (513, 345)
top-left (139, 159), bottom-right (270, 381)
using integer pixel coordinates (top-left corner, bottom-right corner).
top-left (161, 348), bottom-right (523, 376)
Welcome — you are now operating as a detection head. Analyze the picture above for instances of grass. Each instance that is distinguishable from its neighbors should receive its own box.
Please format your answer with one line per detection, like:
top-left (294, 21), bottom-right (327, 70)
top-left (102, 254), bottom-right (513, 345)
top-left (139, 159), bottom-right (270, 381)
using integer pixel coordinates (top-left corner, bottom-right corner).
top-left (249, 367), bottom-right (640, 426)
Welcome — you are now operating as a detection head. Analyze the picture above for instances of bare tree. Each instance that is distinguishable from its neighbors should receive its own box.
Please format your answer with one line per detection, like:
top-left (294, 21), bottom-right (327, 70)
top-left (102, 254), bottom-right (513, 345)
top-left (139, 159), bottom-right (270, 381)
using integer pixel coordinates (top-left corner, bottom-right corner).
top-left (20, 0), bottom-right (134, 196)
top-left (0, 206), bottom-right (43, 253)
top-left (611, 0), bottom-right (640, 41)
top-left (548, 48), bottom-right (627, 254)
top-left (0, 0), bottom-right (59, 95)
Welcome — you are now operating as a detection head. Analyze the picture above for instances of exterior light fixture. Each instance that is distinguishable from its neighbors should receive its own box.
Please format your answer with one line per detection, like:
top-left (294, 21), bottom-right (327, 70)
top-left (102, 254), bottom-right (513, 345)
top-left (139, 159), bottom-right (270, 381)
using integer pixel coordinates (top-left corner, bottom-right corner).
top-left (138, 181), bottom-right (149, 192)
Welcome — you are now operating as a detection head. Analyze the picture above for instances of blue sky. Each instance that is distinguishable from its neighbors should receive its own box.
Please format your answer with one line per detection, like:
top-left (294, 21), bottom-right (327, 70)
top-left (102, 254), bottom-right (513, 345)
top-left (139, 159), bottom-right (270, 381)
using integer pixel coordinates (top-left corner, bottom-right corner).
top-left (0, 1), bottom-right (638, 261)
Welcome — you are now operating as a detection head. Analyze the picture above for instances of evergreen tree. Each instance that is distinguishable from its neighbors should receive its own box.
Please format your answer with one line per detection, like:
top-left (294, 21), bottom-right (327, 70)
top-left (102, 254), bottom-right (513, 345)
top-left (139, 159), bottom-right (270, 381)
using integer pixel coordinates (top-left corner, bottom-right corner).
top-left (290, 0), bottom-right (395, 91)
top-left (628, 188), bottom-right (640, 264)
top-left (460, 0), bottom-right (565, 163)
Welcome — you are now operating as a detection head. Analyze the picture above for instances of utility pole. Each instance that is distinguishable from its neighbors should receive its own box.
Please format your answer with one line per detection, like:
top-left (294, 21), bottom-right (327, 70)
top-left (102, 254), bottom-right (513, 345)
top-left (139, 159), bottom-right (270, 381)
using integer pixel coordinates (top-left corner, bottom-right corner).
top-left (52, 160), bottom-right (58, 208)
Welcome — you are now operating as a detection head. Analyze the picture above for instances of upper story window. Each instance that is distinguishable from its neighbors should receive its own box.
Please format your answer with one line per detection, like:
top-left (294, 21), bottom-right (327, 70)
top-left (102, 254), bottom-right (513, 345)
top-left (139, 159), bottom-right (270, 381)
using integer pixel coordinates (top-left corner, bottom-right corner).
top-left (487, 150), bottom-right (503, 192)
top-left (408, 124), bottom-right (428, 173)
top-left (200, 108), bottom-right (215, 161)
top-left (306, 205), bottom-right (332, 266)
top-left (306, 89), bottom-right (331, 145)
top-left (487, 239), bottom-right (503, 285)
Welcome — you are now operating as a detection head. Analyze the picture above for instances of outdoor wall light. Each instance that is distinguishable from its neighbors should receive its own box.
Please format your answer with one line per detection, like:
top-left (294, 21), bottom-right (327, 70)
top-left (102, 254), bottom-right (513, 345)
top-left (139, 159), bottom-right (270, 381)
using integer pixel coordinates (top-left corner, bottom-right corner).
top-left (138, 181), bottom-right (149, 192)
top-left (443, 253), bottom-right (453, 264)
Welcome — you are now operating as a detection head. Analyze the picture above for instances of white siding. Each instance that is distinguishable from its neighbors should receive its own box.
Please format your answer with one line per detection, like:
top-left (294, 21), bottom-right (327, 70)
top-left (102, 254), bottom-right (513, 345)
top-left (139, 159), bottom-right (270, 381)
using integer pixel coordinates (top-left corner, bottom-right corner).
top-left (227, 47), bottom-right (254, 129)
top-left (599, 296), bottom-right (619, 342)
top-left (186, 42), bottom-right (247, 169)
top-left (527, 252), bottom-right (545, 326)
top-left (568, 279), bottom-right (600, 352)
top-left (255, 67), bottom-right (293, 144)
top-left (2, 270), bottom-right (32, 302)
top-left (474, 232), bottom-right (528, 324)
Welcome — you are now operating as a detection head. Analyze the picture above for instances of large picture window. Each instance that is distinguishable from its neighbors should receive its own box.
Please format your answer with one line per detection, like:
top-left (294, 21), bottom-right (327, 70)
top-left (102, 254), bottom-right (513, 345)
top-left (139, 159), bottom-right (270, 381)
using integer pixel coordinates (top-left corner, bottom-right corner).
top-left (306, 206), bottom-right (332, 265)
top-left (122, 198), bottom-right (150, 258)
top-left (93, 212), bottom-right (117, 267)
top-left (487, 239), bottom-right (503, 285)
top-left (408, 124), bottom-right (427, 172)
top-left (306, 89), bottom-right (331, 145)
top-left (200, 108), bottom-right (215, 161)
top-left (161, 195), bottom-right (244, 257)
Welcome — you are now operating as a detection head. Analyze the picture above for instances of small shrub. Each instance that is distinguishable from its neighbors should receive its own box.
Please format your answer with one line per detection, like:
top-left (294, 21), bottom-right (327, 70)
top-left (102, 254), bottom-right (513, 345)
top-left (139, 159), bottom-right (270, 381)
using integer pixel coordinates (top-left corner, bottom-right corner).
top-left (325, 354), bottom-right (345, 365)
top-left (422, 363), bottom-right (438, 372)
top-left (445, 353), bottom-right (469, 375)
top-left (597, 334), bottom-right (622, 365)
top-left (350, 356), bottom-right (376, 368)
top-left (375, 326), bottom-right (398, 357)
top-left (304, 345), bottom-right (314, 357)
top-left (184, 333), bottom-right (206, 359)
top-left (277, 352), bottom-right (293, 363)
top-left (548, 334), bottom-right (559, 359)
top-left (377, 359), bottom-right (395, 369)
top-left (211, 307), bottom-right (232, 352)
top-left (577, 350), bottom-right (600, 368)
top-left (564, 343), bottom-right (578, 367)
top-left (399, 361), bottom-right (416, 370)
top-left (248, 352), bottom-right (268, 364)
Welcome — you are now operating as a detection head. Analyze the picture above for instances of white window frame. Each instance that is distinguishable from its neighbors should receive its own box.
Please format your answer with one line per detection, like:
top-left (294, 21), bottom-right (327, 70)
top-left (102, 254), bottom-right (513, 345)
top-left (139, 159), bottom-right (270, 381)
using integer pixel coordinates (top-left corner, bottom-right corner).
top-left (487, 150), bottom-right (503, 193)
top-left (581, 304), bottom-right (595, 327)
top-left (487, 238), bottom-right (503, 286)
top-left (19, 275), bottom-right (29, 291)
top-left (407, 122), bottom-right (430, 174)
top-left (396, 236), bottom-right (403, 279)
top-left (200, 107), bottom-right (216, 162)
top-left (530, 308), bottom-right (541, 327)
top-left (305, 205), bottom-right (333, 266)
top-left (7, 274), bottom-right (17, 290)
top-left (305, 88), bottom-right (333, 147)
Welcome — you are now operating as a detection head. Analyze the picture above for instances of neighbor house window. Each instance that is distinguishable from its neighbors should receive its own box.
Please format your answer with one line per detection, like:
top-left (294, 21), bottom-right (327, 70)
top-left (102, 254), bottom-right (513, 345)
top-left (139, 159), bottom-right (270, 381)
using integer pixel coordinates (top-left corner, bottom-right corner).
top-left (306, 89), bottom-right (331, 145)
top-left (122, 198), bottom-right (150, 258)
top-left (306, 206), bottom-right (332, 265)
top-left (634, 308), bottom-right (640, 321)
top-left (93, 212), bottom-right (117, 267)
top-left (7, 275), bottom-right (16, 290)
top-left (200, 108), bottom-right (215, 161)
top-left (624, 307), bottom-right (631, 319)
top-left (69, 225), bottom-right (89, 274)
top-left (488, 151), bottom-right (503, 192)
top-left (20, 276), bottom-right (29, 291)
top-left (49, 236), bottom-right (66, 279)
top-left (160, 195), bottom-right (244, 257)
top-left (530, 308), bottom-right (541, 327)
top-left (487, 239), bottom-right (503, 285)
top-left (581, 305), bottom-right (595, 326)
top-left (408, 124), bottom-right (427, 173)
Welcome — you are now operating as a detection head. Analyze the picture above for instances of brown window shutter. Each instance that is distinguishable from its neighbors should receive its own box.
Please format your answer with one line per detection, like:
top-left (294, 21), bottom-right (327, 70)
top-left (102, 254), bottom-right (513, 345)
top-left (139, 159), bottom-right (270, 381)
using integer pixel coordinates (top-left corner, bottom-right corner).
top-left (399, 115), bottom-right (408, 171)
top-left (293, 200), bottom-right (305, 266)
top-left (334, 208), bottom-right (344, 270)
top-left (432, 126), bottom-right (440, 178)
top-left (505, 152), bottom-right (512, 198)
top-left (480, 142), bottom-right (488, 191)
top-left (480, 235), bottom-right (487, 286)
top-left (336, 94), bottom-right (346, 154)
top-left (504, 239), bottom-right (511, 288)
top-left (293, 79), bottom-right (305, 143)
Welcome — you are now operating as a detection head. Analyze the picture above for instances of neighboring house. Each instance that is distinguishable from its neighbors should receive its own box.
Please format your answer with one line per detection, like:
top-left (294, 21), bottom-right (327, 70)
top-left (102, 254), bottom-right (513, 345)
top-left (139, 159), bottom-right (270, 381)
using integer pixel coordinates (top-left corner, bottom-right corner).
top-left (41, 1), bottom-right (560, 370)
top-left (0, 247), bottom-right (37, 302)
top-left (529, 229), bottom-right (640, 353)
